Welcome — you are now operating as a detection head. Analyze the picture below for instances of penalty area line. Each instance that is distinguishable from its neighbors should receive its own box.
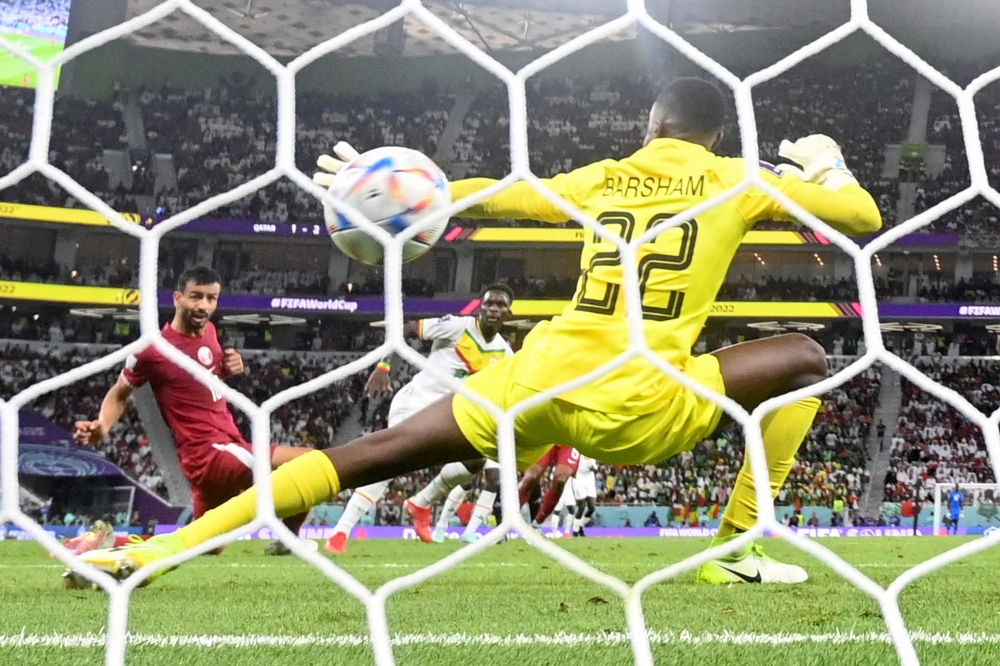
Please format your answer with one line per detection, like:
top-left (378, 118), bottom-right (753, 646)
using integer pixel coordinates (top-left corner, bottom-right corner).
top-left (2, 630), bottom-right (1000, 649)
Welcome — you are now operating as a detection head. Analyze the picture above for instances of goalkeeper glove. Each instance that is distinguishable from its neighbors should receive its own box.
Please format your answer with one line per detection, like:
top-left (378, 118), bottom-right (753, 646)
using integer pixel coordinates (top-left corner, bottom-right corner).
top-left (312, 141), bottom-right (361, 188)
top-left (778, 134), bottom-right (858, 190)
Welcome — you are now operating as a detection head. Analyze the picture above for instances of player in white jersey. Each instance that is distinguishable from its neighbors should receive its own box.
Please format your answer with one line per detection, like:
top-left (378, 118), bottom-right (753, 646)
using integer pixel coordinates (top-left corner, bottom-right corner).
top-left (325, 285), bottom-right (514, 553)
top-left (571, 455), bottom-right (597, 536)
top-left (546, 476), bottom-right (578, 538)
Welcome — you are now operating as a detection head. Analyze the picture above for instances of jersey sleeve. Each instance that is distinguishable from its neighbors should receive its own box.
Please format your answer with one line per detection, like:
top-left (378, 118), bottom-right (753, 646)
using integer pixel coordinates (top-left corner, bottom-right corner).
top-left (417, 315), bottom-right (467, 342)
top-left (737, 163), bottom-right (883, 237)
top-left (121, 349), bottom-right (154, 388)
top-left (449, 162), bottom-right (607, 224)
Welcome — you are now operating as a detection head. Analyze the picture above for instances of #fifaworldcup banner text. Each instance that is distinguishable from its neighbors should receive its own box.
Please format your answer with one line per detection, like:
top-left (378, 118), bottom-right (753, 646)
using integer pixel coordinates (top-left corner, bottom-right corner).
top-left (4, 280), bottom-right (1000, 321)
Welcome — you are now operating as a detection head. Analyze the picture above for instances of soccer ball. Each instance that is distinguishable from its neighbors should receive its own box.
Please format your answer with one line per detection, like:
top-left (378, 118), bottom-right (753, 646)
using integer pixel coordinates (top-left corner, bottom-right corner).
top-left (323, 147), bottom-right (452, 265)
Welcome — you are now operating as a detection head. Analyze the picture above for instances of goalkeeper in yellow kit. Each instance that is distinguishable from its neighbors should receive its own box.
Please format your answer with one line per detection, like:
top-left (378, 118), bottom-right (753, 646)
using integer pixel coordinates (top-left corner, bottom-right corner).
top-left (74, 78), bottom-right (881, 585)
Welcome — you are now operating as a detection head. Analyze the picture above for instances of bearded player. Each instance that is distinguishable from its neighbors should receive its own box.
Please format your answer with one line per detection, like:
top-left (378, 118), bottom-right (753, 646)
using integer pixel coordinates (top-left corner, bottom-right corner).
top-left (75, 78), bottom-right (881, 586)
top-left (71, 267), bottom-right (312, 565)
top-left (325, 284), bottom-right (514, 553)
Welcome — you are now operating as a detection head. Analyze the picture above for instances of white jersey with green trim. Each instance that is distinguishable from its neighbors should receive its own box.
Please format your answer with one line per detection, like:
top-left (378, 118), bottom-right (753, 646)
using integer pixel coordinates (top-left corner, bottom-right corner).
top-left (408, 315), bottom-right (512, 399)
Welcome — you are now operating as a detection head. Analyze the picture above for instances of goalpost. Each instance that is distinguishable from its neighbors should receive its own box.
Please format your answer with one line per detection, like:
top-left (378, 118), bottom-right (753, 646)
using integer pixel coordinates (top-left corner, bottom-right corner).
top-left (1, 1), bottom-right (1000, 666)
top-left (932, 482), bottom-right (1000, 535)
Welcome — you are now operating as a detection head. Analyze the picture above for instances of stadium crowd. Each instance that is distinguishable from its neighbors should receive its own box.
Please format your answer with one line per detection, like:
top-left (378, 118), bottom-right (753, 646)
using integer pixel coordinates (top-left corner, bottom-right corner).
top-left (917, 276), bottom-right (1000, 303)
top-left (146, 84), bottom-right (450, 223)
top-left (0, 87), bottom-right (127, 210)
top-left (0, 55), bottom-right (983, 239)
top-left (902, 57), bottom-right (1000, 239)
top-left (590, 367), bottom-right (879, 519)
top-left (1, 345), bottom-right (166, 495)
top-left (884, 357), bottom-right (998, 503)
top-left (5, 328), bottom-right (999, 527)
top-left (0, 344), bottom-right (370, 500)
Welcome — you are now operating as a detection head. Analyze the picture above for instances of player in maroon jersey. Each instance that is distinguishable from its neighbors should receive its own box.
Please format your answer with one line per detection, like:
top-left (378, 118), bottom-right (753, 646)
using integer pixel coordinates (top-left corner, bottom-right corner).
top-left (517, 445), bottom-right (581, 525)
top-left (73, 266), bottom-right (312, 555)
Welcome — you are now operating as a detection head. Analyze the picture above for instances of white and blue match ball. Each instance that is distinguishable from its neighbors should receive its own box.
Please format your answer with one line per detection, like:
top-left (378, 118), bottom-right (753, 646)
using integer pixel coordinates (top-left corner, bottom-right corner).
top-left (323, 146), bottom-right (452, 266)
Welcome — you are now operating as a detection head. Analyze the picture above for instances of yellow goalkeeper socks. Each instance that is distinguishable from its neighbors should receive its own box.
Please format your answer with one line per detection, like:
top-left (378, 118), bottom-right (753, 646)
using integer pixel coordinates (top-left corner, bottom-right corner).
top-left (717, 397), bottom-right (822, 539)
top-left (176, 450), bottom-right (341, 550)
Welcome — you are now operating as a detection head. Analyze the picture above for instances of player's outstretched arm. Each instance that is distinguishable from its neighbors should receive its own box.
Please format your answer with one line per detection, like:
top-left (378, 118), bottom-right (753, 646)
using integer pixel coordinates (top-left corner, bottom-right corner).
top-left (759, 135), bottom-right (882, 236)
top-left (73, 376), bottom-right (132, 445)
top-left (450, 171), bottom-right (594, 225)
top-left (765, 175), bottom-right (882, 237)
top-left (365, 320), bottom-right (421, 398)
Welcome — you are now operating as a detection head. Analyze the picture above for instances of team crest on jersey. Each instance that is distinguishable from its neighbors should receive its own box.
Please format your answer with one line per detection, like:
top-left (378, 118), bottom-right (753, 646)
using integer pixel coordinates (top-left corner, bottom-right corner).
top-left (197, 346), bottom-right (214, 366)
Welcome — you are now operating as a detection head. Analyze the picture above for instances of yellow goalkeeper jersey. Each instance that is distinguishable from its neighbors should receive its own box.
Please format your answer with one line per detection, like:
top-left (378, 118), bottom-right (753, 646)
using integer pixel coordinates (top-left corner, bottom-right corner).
top-left (450, 138), bottom-right (881, 415)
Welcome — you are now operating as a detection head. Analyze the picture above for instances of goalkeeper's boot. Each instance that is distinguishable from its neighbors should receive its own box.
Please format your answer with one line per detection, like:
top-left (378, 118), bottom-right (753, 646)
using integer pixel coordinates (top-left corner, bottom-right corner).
top-left (404, 499), bottom-right (433, 543)
top-left (66, 532), bottom-right (187, 588)
top-left (697, 535), bottom-right (808, 584)
top-left (325, 532), bottom-right (348, 554)
top-left (62, 535), bottom-right (146, 589)
top-left (59, 520), bottom-right (116, 556)
top-left (264, 538), bottom-right (319, 556)
top-left (431, 526), bottom-right (448, 543)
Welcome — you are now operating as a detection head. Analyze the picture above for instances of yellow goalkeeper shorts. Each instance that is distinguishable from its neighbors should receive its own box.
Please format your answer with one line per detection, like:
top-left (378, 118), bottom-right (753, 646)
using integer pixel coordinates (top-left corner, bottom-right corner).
top-left (451, 352), bottom-right (725, 470)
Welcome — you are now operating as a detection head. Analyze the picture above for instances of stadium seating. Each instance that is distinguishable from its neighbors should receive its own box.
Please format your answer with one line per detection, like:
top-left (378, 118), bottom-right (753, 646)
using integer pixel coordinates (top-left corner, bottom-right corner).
top-left (0, 344), bottom-right (369, 501)
top-left (884, 357), bottom-right (998, 502)
top-left (0, 55), bottom-right (968, 236)
top-left (587, 366), bottom-right (879, 518)
top-left (0, 86), bottom-right (127, 208)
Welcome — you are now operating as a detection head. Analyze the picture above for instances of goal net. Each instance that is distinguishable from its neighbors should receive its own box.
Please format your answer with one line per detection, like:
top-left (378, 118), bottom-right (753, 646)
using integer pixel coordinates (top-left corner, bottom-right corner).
top-left (1, 1), bottom-right (999, 666)
top-left (932, 482), bottom-right (1000, 535)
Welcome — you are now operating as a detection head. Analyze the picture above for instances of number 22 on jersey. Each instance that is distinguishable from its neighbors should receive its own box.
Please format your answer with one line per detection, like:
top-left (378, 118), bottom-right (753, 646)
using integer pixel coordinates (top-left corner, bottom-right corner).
top-left (574, 211), bottom-right (698, 321)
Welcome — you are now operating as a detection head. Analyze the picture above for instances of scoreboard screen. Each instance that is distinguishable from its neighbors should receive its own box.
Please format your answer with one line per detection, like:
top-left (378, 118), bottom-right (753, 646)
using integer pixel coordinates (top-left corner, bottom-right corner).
top-left (0, 0), bottom-right (72, 88)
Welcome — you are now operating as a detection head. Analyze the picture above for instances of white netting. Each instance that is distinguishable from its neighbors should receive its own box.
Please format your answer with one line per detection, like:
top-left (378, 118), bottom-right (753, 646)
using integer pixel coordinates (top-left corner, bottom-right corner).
top-left (2, 0), bottom-right (1000, 664)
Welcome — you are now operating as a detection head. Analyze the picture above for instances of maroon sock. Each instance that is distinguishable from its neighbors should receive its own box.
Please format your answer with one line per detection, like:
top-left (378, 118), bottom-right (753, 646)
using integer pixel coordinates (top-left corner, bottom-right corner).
top-left (534, 487), bottom-right (561, 524)
top-left (519, 489), bottom-right (531, 508)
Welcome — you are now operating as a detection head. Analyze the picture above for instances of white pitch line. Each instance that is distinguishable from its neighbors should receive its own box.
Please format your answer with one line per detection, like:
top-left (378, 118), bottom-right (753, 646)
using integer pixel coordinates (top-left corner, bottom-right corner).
top-left (2, 630), bottom-right (1000, 649)
top-left (0, 561), bottom-right (983, 570)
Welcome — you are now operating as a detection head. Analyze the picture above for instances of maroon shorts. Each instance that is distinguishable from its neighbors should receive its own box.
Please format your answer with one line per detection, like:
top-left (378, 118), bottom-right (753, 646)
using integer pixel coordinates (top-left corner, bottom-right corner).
top-left (533, 446), bottom-right (580, 474)
top-left (188, 442), bottom-right (277, 518)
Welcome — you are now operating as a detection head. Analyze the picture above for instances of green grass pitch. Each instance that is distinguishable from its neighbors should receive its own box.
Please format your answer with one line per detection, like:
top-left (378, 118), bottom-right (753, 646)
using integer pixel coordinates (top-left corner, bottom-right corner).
top-left (0, 32), bottom-right (64, 88)
top-left (2, 537), bottom-right (999, 665)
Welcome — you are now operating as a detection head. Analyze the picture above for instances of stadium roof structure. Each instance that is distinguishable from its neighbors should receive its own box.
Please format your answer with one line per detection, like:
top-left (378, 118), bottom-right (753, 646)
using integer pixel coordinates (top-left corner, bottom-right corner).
top-left (124, 0), bottom-right (630, 56)
top-left (121, 0), bottom-right (857, 57)
top-left (120, 0), bottom-right (1000, 61)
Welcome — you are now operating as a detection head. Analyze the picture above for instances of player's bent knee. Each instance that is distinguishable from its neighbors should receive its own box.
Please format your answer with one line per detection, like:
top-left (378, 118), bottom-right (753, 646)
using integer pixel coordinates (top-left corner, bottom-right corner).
top-left (462, 458), bottom-right (486, 474)
top-left (788, 334), bottom-right (827, 388)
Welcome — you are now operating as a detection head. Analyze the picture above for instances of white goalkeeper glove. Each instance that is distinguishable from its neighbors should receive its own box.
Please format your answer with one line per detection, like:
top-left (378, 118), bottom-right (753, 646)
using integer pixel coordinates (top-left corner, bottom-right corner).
top-left (777, 134), bottom-right (857, 190)
top-left (312, 141), bottom-right (361, 188)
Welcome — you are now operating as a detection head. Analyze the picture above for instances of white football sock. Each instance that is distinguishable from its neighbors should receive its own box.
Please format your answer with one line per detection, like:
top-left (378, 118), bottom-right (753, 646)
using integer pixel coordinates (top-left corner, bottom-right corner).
top-left (573, 516), bottom-right (583, 531)
top-left (334, 480), bottom-right (388, 534)
top-left (410, 463), bottom-right (474, 508)
top-left (436, 485), bottom-right (468, 530)
top-left (462, 490), bottom-right (496, 537)
top-left (548, 512), bottom-right (560, 529)
top-left (561, 506), bottom-right (576, 530)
